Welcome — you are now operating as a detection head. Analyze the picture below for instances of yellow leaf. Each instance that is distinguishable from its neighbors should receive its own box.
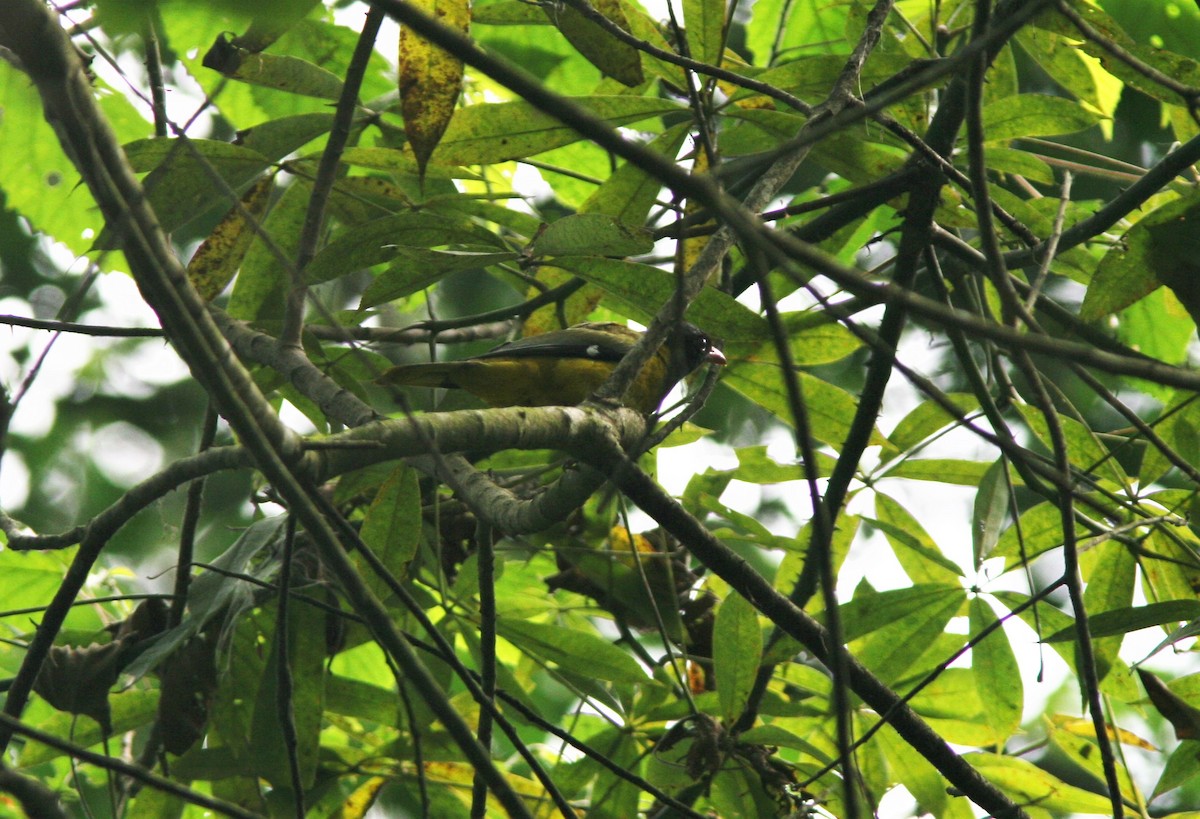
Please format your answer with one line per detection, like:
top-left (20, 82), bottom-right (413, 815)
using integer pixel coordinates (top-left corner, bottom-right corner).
top-left (399, 0), bottom-right (470, 177)
top-left (186, 174), bottom-right (273, 302)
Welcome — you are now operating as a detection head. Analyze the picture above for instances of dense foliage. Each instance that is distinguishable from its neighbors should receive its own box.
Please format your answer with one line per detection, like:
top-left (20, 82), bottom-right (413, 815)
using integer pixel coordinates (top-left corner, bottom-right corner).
top-left (3, 0), bottom-right (1200, 816)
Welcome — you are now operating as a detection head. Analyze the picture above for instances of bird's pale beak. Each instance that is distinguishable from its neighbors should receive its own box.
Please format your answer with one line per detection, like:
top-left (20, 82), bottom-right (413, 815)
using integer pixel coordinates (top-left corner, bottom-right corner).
top-left (706, 347), bottom-right (727, 366)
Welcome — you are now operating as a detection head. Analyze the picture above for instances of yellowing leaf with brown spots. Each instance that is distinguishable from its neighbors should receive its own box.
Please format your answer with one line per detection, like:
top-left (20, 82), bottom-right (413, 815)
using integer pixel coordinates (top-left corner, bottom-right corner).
top-left (399, 0), bottom-right (470, 178)
top-left (186, 174), bottom-right (273, 302)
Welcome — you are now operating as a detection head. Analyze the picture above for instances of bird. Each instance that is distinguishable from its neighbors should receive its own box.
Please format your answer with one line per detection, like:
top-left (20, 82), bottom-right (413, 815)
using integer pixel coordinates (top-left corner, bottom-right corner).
top-left (377, 321), bottom-right (725, 413)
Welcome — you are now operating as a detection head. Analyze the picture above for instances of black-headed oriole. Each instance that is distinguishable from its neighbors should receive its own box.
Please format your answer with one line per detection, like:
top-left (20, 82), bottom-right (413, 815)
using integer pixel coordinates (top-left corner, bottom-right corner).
top-left (378, 321), bottom-right (725, 413)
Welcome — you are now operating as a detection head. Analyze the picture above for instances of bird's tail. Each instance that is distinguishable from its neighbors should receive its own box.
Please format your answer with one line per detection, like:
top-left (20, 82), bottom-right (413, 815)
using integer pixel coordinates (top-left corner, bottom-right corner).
top-left (376, 362), bottom-right (461, 389)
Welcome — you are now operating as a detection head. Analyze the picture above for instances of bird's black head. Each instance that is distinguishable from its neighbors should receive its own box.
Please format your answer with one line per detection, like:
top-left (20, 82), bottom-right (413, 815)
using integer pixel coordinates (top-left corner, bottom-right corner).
top-left (670, 322), bottom-right (726, 384)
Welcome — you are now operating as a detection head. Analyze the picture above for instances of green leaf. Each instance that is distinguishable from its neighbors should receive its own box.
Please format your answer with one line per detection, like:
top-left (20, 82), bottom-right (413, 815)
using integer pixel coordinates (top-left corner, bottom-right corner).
top-left (495, 618), bottom-right (647, 684)
top-left (684, 0), bottom-right (725, 66)
top-left (1035, 2), bottom-right (1200, 106)
top-left (984, 145), bottom-right (1055, 185)
top-left (991, 501), bottom-right (1064, 571)
top-left (325, 675), bottom-right (400, 721)
top-left (228, 179), bottom-right (309, 321)
top-left (876, 722), bottom-right (964, 818)
top-left (1017, 27), bottom-right (1109, 112)
top-left (871, 494), bottom-right (963, 584)
top-left (1138, 524), bottom-right (1200, 607)
top-left (1116, 287), bottom-right (1194, 374)
top-left (249, 597), bottom-right (327, 789)
top-left (531, 213), bottom-right (655, 257)
top-left (739, 724), bottom-right (834, 762)
top-left (723, 365), bottom-right (877, 446)
top-left (1079, 539), bottom-right (1137, 678)
top-left (330, 146), bottom-right (477, 179)
top-left (0, 64), bottom-right (141, 256)
top-left (203, 33), bottom-right (344, 99)
top-left (837, 584), bottom-right (964, 643)
top-left (358, 465), bottom-right (422, 597)
top-left (970, 598), bottom-right (1023, 743)
top-left (886, 458), bottom-right (992, 487)
top-left (854, 586), bottom-right (964, 683)
top-left (581, 123), bottom-right (690, 222)
top-left (237, 112), bottom-right (336, 159)
top-left (905, 667), bottom-right (996, 747)
top-left (551, 256), bottom-right (767, 341)
top-left (712, 592), bottom-right (762, 724)
top-left (1082, 192), bottom-right (1200, 321)
top-left (973, 459), bottom-right (1013, 567)
top-left (886, 394), bottom-right (980, 453)
top-left (1152, 739), bottom-right (1200, 800)
top-left (744, 0), bottom-right (847, 64)
top-left (360, 248), bottom-right (518, 309)
top-left (17, 690), bottom-right (160, 767)
top-left (430, 96), bottom-right (683, 165)
top-left (967, 752), bottom-right (1116, 813)
top-left (1017, 404), bottom-right (1127, 487)
top-left (993, 591), bottom-right (1142, 703)
top-left (1045, 600), bottom-right (1200, 642)
top-left (1140, 394), bottom-right (1200, 485)
top-left (101, 138), bottom-right (271, 245)
top-left (1046, 714), bottom-right (1141, 799)
top-left (980, 94), bottom-right (1102, 143)
top-left (305, 212), bottom-right (503, 284)
top-left (547, 0), bottom-right (644, 87)
top-left (739, 314), bottom-right (863, 367)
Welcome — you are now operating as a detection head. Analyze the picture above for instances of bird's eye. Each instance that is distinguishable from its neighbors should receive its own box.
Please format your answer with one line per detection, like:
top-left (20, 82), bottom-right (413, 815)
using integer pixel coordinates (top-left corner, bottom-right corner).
top-left (586, 344), bottom-right (602, 358)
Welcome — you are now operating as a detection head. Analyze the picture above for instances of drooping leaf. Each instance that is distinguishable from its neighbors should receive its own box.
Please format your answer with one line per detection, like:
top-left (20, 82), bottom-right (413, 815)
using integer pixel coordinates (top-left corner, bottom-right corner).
top-left (1079, 539), bottom-right (1137, 680)
top-left (400, 0), bottom-right (470, 176)
top-left (683, 0), bottom-right (725, 67)
top-left (228, 179), bottom-right (310, 321)
top-left (249, 596), bottom-right (328, 789)
top-left (545, 0), bottom-right (644, 87)
top-left (712, 592), bottom-right (762, 723)
top-left (973, 458), bottom-right (1014, 568)
top-left (187, 173), bottom-right (274, 301)
top-left (358, 464), bottom-right (422, 597)
top-left (970, 597), bottom-right (1023, 744)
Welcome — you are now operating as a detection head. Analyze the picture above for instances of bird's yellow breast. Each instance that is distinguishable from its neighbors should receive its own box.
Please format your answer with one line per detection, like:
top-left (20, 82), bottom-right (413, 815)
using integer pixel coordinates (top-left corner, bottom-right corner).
top-left (445, 354), bottom-right (669, 413)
